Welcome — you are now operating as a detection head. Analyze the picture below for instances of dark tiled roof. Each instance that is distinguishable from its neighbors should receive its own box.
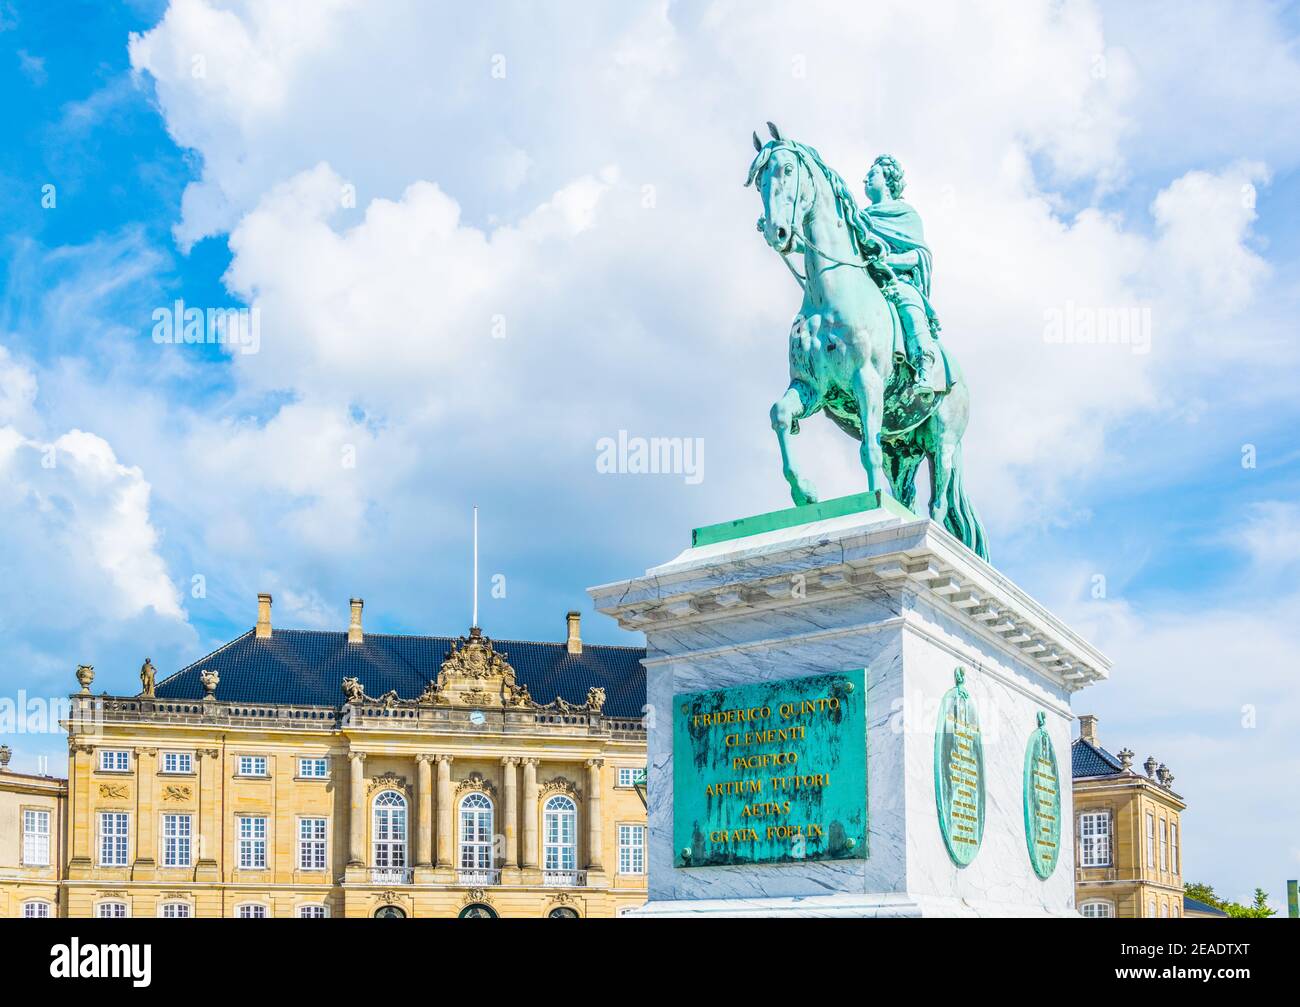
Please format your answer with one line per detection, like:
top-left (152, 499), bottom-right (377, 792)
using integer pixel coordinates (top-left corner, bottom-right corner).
top-left (155, 628), bottom-right (647, 719)
top-left (1183, 896), bottom-right (1229, 917)
top-left (1071, 737), bottom-right (1126, 779)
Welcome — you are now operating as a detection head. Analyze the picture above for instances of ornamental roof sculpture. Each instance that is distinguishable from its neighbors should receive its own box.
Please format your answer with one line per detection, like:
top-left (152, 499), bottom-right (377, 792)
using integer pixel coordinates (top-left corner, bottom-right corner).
top-left (339, 627), bottom-right (611, 713)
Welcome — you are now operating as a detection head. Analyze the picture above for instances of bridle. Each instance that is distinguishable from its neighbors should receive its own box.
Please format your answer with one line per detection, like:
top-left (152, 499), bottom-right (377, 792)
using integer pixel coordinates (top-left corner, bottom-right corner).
top-left (760, 144), bottom-right (876, 292)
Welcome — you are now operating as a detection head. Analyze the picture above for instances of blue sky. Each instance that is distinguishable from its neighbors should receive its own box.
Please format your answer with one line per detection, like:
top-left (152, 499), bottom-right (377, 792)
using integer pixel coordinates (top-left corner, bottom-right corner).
top-left (1, 0), bottom-right (1298, 910)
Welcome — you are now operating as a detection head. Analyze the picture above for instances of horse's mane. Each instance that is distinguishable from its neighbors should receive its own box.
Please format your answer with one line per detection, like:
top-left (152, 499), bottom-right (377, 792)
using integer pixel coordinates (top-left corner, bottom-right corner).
top-left (747, 139), bottom-right (877, 261)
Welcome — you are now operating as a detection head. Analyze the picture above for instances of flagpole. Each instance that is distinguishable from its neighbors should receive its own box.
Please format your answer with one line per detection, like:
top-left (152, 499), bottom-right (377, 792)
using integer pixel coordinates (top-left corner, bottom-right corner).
top-left (472, 505), bottom-right (479, 629)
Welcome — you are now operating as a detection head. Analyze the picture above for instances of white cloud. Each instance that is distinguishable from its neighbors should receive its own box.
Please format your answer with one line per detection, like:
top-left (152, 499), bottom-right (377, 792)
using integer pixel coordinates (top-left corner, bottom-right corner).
top-left (0, 346), bottom-right (37, 425)
top-left (0, 427), bottom-right (183, 621)
top-left (122, 0), bottom-right (1290, 547)
top-left (1224, 500), bottom-right (1300, 572)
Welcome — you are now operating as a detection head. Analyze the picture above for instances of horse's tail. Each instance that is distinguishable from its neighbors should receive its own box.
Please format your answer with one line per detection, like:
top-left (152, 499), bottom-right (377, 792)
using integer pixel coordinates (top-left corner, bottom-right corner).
top-left (944, 446), bottom-right (990, 562)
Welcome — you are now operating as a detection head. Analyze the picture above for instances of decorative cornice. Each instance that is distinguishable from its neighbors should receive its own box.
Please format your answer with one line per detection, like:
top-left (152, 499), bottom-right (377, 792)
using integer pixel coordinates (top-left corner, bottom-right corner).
top-left (589, 515), bottom-right (1110, 692)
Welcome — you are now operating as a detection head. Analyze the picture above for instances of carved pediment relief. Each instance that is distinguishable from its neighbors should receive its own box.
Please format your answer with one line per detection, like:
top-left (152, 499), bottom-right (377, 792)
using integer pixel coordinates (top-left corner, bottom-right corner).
top-left (454, 771), bottom-right (497, 798)
top-left (368, 772), bottom-right (409, 796)
top-left (98, 784), bottom-right (129, 801)
top-left (425, 627), bottom-right (537, 711)
top-left (340, 626), bottom-right (604, 714)
top-left (161, 785), bottom-right (192, 802)
top-left (540, 776), bottom-right (581, 800)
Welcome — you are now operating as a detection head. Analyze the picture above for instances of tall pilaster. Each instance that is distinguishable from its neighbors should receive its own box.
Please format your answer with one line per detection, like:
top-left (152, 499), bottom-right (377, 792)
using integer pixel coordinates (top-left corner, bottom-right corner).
top-left (502, 757), bottom-right (519, 872)
top-left (133, 748), bottom-right (157, 879)
top-left (348, 751), bottom-right (367, 866)
top-left (67, 743), bottom-right (94, 878)
top-left (521, 757), bottom-right (539, 870)
top-left (416, 754), bottom-right (434, 868)
top-left (586, 758), bottom-right (604, 871)
top-left (435, 754), bottom-right (453, 869)
top-left (195, 747), bottom-right (220, 881)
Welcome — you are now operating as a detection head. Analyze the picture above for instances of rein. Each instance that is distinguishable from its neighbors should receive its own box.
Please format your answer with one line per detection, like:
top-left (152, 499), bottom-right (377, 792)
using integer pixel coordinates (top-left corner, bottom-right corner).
top-left (771, 147), bottom-right (878, 290)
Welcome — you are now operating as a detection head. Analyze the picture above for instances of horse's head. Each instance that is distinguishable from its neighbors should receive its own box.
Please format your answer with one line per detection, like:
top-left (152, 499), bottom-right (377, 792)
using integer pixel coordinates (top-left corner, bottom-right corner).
top-left (747, 122), bottom-right (815, 255)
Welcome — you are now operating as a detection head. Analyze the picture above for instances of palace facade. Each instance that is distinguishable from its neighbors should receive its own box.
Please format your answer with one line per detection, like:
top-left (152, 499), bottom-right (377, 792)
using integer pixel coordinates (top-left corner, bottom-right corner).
top-left (1, 596), bottom-right (649, 918)
top-left (1071, 714), bottom-right (1192, 918)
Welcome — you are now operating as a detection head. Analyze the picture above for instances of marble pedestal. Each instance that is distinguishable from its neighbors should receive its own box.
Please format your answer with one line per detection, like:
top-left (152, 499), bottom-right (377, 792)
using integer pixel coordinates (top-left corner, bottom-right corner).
top-left (589, 501), bottom-right (1109, 917)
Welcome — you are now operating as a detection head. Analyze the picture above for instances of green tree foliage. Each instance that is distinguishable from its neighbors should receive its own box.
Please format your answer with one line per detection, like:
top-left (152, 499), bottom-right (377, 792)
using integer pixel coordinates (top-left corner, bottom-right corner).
top-left (1184, 882), bottom-right (1276, 918)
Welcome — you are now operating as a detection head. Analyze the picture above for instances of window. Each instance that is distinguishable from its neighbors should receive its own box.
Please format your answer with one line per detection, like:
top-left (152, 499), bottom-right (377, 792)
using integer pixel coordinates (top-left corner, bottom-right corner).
top-left (22, 901), bottom-right (51, 918)
top-left (618, 824), bottom-right (645, 875)
top-left (1148, 896), bottom-right (1156, 918)
top-left (1171, 823), bottom-right (1180, 875)
top-left (99, 749), bottom-right (130, 772)
top-left (1079, 812), bottom-right (1111, 867)
top-left (97, 902), bottom-right (128, 918)
top-left (1160, 902), bottom-right (1169, 918)
top-left (99, 812), bottom-right (129, 866)
top-left (299, 817), bottom-right (328, 871)
top-left (298, 757), bottom-right (328, 778)
top-left (297, 905), bottom-right (329, 918)
top-left (160, 902), bottom-right (191, 918)
top-left (543, 795), bottom-right (577, 871)
top-left (1081, 901), bottom-right (1114, 918)
top-left (617, 767), bottom-right (646, 788)
top-left (238, 816), bottom-right (267, 869)
top-left (162, 814), bottom-right (192, 867)
top-left (1173, 902), bottom-right (1180, 918)
top-left (372, 791), bottom-right (407, 869)
top-left (458, 793), bottom-right (494, 871)
top-left (237, 755), bottom-right (268, 777)
top-left (1159, 819), bottom-right (1168, 871)
top-left (161, 751), bottom-right (192, 774)
top-left (1145, 813), bottom-right (1155, 868)
top-left (236, 903), bottom-right (267, 918)
top-left (23, 809), bottom-right (51, 866)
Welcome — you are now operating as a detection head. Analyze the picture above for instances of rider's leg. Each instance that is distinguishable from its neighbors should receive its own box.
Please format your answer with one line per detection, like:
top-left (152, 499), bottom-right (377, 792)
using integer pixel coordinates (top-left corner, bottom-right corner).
top-left (899, 302), bottom-right (933, 390)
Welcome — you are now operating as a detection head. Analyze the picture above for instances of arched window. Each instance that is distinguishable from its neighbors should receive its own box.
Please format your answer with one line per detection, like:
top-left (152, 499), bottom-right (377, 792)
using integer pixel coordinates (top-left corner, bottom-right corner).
top-left (236, 903), bottom-right (267, 918)
top-left (159, 902), bottom-right (191, 919)
top-left (459, 792), bottom-right (494, 875)
top-left (1080, 900), bottom-right (1114, 918)
top-left (543, 795), bottom-right (578, 873)
top-left (297, 905), bottom-right (329, 919)
top-left (96, 901), bottom-right (128, 918)
top-left (22, 900), bottom-right (51, 918)
top-left (372, 790), bottom-right (407, 870)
